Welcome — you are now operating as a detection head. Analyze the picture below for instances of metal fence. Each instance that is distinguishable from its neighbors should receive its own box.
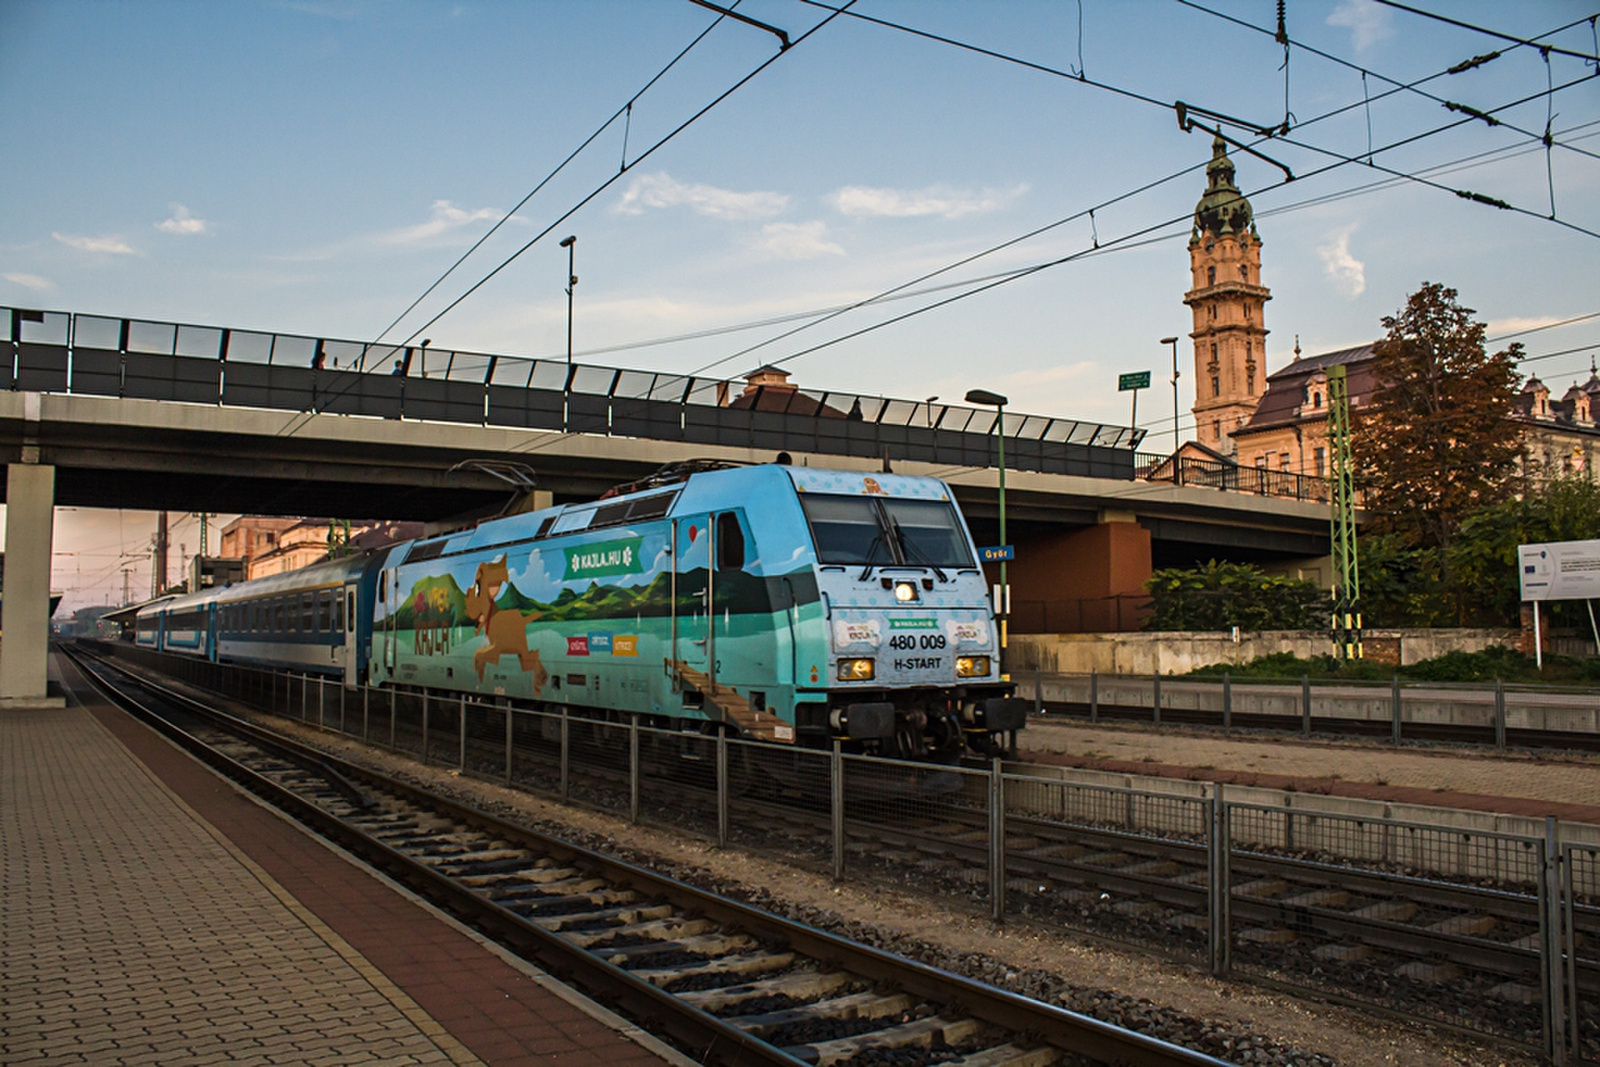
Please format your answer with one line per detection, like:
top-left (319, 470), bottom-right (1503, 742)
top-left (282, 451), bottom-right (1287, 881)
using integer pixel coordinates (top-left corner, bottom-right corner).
top-left (1029, 669), bottom-right (1600, 750)
top-left (1136, 452), bottom-right (1334, 503)
top-left (6, 306), bottom-right (1139, 477)
top-left (102, 641), bottom-right (1600, 1062)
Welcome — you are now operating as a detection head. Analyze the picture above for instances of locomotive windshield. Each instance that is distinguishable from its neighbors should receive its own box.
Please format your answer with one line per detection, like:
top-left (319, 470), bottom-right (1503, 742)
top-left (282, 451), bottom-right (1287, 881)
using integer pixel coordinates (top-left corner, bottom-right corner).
top-left (800, 494), bottom-right (972, 568)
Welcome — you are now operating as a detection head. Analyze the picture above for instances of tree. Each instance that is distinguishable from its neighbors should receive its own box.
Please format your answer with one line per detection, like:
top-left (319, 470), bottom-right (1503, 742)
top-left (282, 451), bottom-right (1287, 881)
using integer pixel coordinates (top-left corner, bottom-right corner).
top-left (1445, 475), bottom-right (1600, 626)
top-left (1354, 283), bottom-right (1523, 550)
top-left (1143, 560), bottom-right (1327, 632)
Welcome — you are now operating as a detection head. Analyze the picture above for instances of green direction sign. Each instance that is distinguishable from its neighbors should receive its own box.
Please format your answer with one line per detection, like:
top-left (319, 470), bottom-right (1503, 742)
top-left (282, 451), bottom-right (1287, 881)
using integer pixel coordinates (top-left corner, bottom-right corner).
top-left (1118, 371), bottom-right (1152, 391)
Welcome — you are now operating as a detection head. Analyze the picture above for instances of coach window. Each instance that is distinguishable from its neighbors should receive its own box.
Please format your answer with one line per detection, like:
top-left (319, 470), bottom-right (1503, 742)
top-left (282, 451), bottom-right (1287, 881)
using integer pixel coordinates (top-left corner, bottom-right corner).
top-left (301, 593), bottom-right (314, 634)
top-left (716, 512), bottom-right (745, 572)
top-left (335, 591), bottom-right (346, 633)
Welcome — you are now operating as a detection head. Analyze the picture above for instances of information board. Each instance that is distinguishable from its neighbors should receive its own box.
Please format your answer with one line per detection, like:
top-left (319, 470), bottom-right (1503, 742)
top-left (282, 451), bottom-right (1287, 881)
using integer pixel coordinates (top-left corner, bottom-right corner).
top-left (1518, 539), bottom-right (1600, 602)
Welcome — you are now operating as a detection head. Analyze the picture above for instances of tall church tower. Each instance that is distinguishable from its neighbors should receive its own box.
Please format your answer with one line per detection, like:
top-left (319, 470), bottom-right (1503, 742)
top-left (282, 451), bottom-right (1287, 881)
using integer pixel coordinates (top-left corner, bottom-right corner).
top-left (1183, 134), bottom-right (1270, 455)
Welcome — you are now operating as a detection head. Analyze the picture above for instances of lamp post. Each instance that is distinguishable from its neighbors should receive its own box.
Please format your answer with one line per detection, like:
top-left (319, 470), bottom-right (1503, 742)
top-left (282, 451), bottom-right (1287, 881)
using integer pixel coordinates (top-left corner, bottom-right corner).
top-left (965, 388), bottom-right (1009, 675)
top-left (1160, 336), bottom-right (1181, 453)
top-left (419, 338), bottom-right (430, 378)
top-left (559, 236), bottom-right (577, 367)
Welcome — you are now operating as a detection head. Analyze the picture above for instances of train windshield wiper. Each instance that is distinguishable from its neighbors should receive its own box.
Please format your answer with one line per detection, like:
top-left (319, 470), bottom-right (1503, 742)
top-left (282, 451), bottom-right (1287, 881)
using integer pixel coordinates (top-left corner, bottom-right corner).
top-left (887, 514), bottom-right (947, 583)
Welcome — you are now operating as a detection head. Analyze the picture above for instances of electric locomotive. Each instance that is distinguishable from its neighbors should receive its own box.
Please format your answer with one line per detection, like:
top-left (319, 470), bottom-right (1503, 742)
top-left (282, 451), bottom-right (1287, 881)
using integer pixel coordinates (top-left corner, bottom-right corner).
top-left (369, 463), bottom-right (1024, 759)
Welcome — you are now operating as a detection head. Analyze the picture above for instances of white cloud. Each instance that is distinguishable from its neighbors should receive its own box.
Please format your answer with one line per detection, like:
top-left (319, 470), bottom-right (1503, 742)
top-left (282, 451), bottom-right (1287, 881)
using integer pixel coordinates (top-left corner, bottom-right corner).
top-left (2, 273), bottom-right (53, 292)
top-left (380, 200), bottom-right (500, 245)
top-left (1326, 0), bottom-right (1393, 51)
top-left (829, 183), bottom-right (1026, 220)
top-left (156, 204), bottom-right (208, 235)
top-left (52, 232), bottom-right (135, 255)
top-left (1318, 227), bottom-right (1365, 297)
top-left (613, 172), bottom-right (788, 221)
top-left (754, 221), bottom-right (844, 260)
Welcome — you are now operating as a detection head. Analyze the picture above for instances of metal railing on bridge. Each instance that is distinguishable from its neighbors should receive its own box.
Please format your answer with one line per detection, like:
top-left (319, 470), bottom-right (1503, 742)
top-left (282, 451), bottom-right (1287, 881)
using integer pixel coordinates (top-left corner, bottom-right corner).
top-left (5, 306), bottom-right (1142, 479)
top-left (1136, 451), bottom-right (1333, 503)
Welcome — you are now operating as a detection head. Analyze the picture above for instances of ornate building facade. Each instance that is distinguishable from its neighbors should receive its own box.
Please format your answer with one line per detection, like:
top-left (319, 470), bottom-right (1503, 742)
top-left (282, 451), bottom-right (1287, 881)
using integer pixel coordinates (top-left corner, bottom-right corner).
top-left (1183, 134), bottom-right (1271, 457)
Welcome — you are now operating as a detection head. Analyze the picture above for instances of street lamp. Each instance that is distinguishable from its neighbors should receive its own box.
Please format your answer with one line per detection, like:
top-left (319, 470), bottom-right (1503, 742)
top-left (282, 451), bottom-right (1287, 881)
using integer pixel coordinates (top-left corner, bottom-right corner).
top-left (559, 236), bottom-right (577, 367)
top-left (1160, 336), bottom-right (1181, 453)
top-left (965, 388), bottom-right (1009, 674)
top-left (419, 338), bottom-right (430, 378)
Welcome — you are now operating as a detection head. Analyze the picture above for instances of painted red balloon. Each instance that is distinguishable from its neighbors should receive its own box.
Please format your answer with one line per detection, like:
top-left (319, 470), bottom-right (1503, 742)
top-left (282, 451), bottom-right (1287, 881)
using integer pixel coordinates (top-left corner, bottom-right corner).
top-left (687, 525), bottom-right (698, 542)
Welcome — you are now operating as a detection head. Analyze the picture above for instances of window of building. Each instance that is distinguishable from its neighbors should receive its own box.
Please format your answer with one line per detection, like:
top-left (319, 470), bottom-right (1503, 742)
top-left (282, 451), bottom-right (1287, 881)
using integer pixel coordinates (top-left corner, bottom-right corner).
top-left (1239, 265), bottom-right (1248, 281)
top-left (1207, 266), bottom-right (1216, 285)
top-left (1314, 391), bottom-right (1322, 408)
top-left (1209, 303), bottom-right (1217, 320)
top-left (1280, 453), bottom-right (1291, 471)
top-left (1255, 454), bottom-right (1268, 468)
top-left (1211, 342), bottom-right (1218, 361)
top-left (1211, 375), bottom-right (1220, 397)
top-left (1212, 418), bottom-right (1221, 441)
top-left (1314, 447), bottom-right (1326, 476)
top-left (1247, 371), bottom-right (1255, 393)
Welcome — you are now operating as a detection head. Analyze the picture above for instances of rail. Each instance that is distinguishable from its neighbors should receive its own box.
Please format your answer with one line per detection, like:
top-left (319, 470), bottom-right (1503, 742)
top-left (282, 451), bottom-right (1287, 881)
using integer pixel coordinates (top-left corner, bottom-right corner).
top-left (94, 639), bottom-right (1600, 1063)
top-left (4, 306), bottom-right (1142, 478)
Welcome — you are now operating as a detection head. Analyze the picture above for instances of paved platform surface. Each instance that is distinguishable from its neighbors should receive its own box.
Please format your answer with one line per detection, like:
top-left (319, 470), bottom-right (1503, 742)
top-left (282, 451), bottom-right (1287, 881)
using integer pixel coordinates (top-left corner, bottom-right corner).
top-left (1, 654), bottom-right (685, 1065)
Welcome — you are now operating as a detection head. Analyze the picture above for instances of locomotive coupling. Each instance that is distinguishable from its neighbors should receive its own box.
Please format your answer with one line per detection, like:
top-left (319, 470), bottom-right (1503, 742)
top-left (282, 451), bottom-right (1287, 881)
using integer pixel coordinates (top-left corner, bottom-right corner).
top-left (830, 702), bottom-right (895, 741)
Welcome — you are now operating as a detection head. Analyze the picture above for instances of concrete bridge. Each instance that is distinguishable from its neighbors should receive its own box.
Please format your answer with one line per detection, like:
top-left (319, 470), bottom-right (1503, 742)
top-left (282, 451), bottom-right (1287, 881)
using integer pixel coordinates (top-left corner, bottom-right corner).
top-left (0, 307), bottom-right (1335, 704)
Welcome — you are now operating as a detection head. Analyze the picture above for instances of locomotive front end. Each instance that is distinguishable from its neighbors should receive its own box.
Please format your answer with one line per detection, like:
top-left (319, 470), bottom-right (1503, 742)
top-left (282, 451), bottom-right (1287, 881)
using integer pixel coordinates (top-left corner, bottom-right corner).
top-left (787, 469), bottom-right (1026, 761)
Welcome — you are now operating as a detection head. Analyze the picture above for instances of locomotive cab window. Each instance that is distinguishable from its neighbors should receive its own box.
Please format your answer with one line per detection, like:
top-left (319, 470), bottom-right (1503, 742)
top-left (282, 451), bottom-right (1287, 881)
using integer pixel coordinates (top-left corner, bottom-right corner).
top-left (716, 512), bottom-right (745, 571)
top-left (881, 498), bottom-right (973, 568)
top-left (800, 495), bottom-right (893, 565)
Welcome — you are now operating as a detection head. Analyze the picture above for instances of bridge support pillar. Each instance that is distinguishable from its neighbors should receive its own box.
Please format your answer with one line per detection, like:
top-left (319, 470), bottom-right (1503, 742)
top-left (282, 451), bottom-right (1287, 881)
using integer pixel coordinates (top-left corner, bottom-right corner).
top-left (1003, 510), bottom-right (1151, 634)
top-left (1, 462), bottom-right (64, 708)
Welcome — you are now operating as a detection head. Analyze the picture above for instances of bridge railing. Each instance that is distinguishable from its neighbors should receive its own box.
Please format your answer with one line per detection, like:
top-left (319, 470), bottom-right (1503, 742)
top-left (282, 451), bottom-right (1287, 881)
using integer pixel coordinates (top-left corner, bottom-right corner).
top-left (1136, 451), bottom-right (1333, 503)
top-left (6, 306), bottom-right (1141, 479)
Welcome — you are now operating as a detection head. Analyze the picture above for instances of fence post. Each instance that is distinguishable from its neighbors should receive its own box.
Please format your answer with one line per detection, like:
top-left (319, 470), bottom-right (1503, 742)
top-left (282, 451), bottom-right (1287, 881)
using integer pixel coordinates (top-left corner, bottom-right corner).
top-left (1541, 816), bottom-right (1568, 1065)
top-left (630, 715), bottom-right (641, 827)
top-left (1209, 783), bottom-right (1231, 976)
top-left (1494, 677), bottom-right (1507, 750)
top-left (1152, 671), bottom-right (1161, 726)
top-left (1033, 667), bottom-right (1043, 718)
top-left (989, 756), bottom-right (1006, 924)
top-left (559, 707), bottom-right (570, 803)
top-left (1391, 674), bottom-right (1402, 747)
top-left (421, 689), bottom-right (430, 764)
top-left (1222, 672), bottom-right (1232, 730)
top-left (1089, 670), bottom-right (1099, 723)
top-left (831, 742), bottom-right (845, 882)
top-left (1301, 674), bottom-right (1311, 737)
top-left (504, 704), bottom-right (514, 785)
top-left (715, 729), bottom-right (728, 847)
top-left (301, 673), bottom-right (307, 721)
top-left (362, 684), bottom-right (369, 742)
top-left (458, 694), bottom-right (467, 771)
top-left (389, 687), bottom-right (396, 749)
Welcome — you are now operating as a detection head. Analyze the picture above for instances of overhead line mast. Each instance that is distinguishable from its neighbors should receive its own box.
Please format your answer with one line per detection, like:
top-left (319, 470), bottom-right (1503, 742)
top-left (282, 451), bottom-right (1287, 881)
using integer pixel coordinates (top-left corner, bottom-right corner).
top-left (1328, 365), bottom-right (1361, 660)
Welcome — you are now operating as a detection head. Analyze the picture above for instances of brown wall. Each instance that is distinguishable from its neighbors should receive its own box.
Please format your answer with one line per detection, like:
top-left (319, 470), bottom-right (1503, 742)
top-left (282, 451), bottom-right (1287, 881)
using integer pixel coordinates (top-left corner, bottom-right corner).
top-left (989, 520), bottom-right (1153, 633)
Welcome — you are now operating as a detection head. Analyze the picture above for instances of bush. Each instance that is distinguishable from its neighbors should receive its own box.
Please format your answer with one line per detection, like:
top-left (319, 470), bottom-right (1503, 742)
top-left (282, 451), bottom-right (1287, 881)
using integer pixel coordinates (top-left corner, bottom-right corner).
top-left (1143, 561), bottom-right (1328, 633)
top-left (1186, 646), bottom-right (1600, 685)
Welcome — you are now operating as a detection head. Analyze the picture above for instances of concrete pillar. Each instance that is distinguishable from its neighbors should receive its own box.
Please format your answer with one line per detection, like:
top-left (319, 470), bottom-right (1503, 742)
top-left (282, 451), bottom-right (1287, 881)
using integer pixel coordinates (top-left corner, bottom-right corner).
top-left (1, 463), bottom-right (63, 707)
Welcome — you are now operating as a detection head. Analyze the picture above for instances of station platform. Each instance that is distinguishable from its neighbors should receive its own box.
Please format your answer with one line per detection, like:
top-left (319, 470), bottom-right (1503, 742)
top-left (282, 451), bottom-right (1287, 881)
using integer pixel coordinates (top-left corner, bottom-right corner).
top-left (1, 653), bottom-right (688, 1066)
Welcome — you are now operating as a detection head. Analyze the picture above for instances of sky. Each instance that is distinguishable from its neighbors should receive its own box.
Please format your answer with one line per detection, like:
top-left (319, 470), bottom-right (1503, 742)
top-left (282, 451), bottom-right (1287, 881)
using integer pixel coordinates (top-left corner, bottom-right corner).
top-left (3, 0), bottom-right (1598, 614)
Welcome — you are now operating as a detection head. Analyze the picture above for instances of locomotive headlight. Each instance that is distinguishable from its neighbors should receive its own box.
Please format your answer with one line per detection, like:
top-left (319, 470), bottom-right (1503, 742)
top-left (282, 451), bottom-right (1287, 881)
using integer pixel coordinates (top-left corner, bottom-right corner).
top-left (956, 655), bottom-right (991, 678)
top-left (892, 581), bottom-right (918, 602)
top-left (836, 657), bottom-right (875, 682)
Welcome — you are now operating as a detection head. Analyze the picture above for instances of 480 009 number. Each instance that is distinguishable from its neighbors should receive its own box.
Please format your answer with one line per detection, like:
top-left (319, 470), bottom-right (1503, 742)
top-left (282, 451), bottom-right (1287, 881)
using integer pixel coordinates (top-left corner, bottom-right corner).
top-left (887, 633), bottom-right (947, 651)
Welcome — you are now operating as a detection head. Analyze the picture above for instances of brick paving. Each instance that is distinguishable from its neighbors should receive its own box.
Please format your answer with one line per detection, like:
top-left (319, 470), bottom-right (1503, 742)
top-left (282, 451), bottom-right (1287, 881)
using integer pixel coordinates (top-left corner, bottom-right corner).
top-left (2, 654), bottom-right (682, 1066)
top-left (1023, 717), bottom-right (1600, 822)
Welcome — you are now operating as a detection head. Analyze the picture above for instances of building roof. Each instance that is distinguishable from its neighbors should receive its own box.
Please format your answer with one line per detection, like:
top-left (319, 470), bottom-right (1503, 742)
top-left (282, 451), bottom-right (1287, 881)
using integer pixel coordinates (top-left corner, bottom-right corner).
top-left (1191, 133), bottom-right (1257, 241)
top-left (1235, 342), bottom-right (1378, 436)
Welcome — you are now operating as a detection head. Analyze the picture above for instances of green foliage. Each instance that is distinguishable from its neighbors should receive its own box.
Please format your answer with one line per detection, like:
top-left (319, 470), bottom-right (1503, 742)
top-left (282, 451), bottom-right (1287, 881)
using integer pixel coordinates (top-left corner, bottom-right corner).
top-left (1143, 561), bottom-right (1328, 632)
top-left (1355, 534), bottom-right (1452, 627)
top-left (1188, 646), bottom-right (1600, 684)
top-left (1354, 282), bottom-right (1523, 550)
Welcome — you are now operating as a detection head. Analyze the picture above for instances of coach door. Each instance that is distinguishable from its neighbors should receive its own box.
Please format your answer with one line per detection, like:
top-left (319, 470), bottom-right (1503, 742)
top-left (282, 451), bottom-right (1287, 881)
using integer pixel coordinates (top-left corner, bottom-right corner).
top-left (341, 582), bottom-right (359, 688)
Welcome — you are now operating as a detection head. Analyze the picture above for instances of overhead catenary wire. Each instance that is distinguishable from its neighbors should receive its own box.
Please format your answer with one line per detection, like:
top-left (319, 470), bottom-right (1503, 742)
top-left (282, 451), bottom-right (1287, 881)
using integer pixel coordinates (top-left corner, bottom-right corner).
top-left (276, 1), bottom-right (860, 440)
top-left (1372, 0), bottom-right (1600, 65)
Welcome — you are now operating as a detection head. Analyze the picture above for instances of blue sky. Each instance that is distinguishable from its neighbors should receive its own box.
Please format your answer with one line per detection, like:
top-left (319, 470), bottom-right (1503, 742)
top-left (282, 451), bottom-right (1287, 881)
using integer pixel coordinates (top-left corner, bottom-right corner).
top-left (4, 0), bottom-right (1597, 611)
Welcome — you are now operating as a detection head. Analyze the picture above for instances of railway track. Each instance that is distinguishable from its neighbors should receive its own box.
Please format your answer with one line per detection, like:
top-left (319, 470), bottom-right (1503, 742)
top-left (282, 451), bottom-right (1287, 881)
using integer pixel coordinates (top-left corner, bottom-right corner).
top-left (66, 646), bottom-right (1228, 1067)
